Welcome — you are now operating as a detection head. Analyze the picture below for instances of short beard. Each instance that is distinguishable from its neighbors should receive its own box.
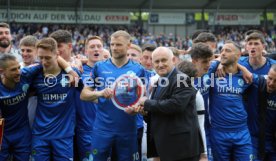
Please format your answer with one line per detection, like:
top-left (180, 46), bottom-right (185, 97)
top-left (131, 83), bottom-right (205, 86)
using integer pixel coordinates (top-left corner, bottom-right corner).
top-left (0, 40), bottom-right (11, 48)
top-left (113, 53), bottom-right (126, 60)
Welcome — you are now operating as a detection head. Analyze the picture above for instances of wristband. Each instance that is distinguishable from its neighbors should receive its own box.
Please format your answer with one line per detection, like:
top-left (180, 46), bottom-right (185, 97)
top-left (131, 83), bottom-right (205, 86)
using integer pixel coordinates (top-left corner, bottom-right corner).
top-left (65, 66), bottom-right (73, 73)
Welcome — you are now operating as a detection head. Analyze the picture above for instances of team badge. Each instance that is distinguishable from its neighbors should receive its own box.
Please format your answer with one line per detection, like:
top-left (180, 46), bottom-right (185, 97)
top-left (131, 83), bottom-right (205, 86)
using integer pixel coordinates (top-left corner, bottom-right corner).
top-left (238, 78), bottom-right (244, 87)
top-left (22, 84), bottom-right (29, 92)
top-left (126, 71), bottom-right (136, 76)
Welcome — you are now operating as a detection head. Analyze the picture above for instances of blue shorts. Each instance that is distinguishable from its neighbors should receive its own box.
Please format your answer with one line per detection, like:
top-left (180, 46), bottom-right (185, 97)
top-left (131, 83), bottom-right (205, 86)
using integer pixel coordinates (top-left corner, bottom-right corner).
top-left (251, 136), bottom-right (276, 161)
top-left (31, 136), bottom-right (73, 161)
top-left (91, 129), bottom-right (138, 161)
top-left (76, 130), bottom-right (93, 161)
top-left (0, 126), bottom-right (31, 161)
top-left (210, 128), bottom-right (253, 161)
top-left (205, 128), bottom-right (213, 161)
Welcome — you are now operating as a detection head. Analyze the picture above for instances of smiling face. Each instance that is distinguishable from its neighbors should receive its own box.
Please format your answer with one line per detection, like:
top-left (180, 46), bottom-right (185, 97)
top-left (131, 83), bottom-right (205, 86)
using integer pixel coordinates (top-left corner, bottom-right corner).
top-left (0, 60), bottom-right (21, 84)
top-left (127, 48), bottom-right (141, 62)
top-left (0, 27), bottom-right (12, 49)
top-left (20, 45), bottom-right (36, 66)
top-left (152, 47), bottom-right (175, 77)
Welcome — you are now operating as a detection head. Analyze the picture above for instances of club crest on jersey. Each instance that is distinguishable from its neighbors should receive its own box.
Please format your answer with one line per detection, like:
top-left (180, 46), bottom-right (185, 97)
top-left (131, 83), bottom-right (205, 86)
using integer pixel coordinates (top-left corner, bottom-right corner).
top-left (203, 74), bottom-right (209, 83)
top-left (238, 79), bottom-right (244, 87)
top-left (22, 84), bottom-right (29, 92)
top-left (126, 71), bottom-right (136, 77)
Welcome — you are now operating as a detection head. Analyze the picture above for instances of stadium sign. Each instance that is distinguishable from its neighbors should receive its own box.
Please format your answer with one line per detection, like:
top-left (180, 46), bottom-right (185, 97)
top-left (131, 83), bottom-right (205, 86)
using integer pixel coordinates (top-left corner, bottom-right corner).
top-left (149, 13), bottom-right (186, 24)
top-left (208, 13), bottom-right (261, 25)
top-left (0, 10), bottom-right (130, 24)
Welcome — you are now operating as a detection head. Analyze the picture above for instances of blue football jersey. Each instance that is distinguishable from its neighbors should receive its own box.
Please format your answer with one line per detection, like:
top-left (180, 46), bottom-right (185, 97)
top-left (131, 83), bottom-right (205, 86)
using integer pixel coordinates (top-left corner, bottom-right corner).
top-left (209, 71), bottom-right (252, 131)
top-left (239, 56), bottom-right (276, 136)
top-left (252, 75), bottom-right (276, 142)
top-left (32, 69), bottom-right (81, 139)
top-left (194, 60), bottom-right (220, 127)
top-left (0, 65), bottom-right (41, 133)
top-left (238, 57), bottom-right (276, 75)
top-left (91, 59), bottom-right (145, 134)
top-left (75, 64), bottom-right (97, 131)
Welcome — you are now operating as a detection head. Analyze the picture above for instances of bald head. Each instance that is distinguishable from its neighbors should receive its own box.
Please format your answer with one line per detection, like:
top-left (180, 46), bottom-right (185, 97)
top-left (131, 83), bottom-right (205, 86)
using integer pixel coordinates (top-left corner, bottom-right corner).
top-left (152, 47), bottom-right (174, 60)
top-left (152, 47), bottom-right (175, 77)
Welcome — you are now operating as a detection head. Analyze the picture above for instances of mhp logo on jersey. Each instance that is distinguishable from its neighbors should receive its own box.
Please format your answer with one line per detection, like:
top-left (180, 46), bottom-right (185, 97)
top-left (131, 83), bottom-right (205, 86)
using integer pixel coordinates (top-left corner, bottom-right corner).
top-left (112, 74), bottom-right (144, 111)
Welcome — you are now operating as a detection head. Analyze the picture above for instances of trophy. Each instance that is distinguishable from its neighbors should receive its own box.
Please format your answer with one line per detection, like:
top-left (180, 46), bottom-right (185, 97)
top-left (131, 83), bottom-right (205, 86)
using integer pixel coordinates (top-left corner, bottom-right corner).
top-left (111, 74), bottom-right (144, 110)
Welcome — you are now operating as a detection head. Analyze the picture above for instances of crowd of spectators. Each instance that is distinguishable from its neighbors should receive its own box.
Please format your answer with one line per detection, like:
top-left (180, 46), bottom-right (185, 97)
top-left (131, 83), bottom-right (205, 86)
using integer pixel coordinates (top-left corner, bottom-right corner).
top-left (8, 22), bottom-right (276, 55)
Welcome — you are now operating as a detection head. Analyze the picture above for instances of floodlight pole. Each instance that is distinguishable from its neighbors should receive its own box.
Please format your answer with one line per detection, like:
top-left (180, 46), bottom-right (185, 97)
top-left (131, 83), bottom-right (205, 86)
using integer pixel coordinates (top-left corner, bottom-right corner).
top-left (213, 0), bottom-right (221, 32)
top-left (201, 8), bottom-right (205, 29)
top-left (138, 9), bottom-right (143, 45)
top-left (80, 0), bottom-right (83, 24)
top-left (263, 9), bottom-right (268, 32)
top-left (6, 0), bottom-right (10, 23)
top-left (75, 0), bottom-right (83, 25)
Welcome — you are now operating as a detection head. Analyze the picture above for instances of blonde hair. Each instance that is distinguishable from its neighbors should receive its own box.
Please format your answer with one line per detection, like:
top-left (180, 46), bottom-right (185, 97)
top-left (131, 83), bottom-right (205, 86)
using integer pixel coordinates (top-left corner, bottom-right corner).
top-left (19, 35), bottom-right (38, 47)
top-left (129, 44), bottom-right (142, 54)
top-left (111, 30), bottom-right (131, 42)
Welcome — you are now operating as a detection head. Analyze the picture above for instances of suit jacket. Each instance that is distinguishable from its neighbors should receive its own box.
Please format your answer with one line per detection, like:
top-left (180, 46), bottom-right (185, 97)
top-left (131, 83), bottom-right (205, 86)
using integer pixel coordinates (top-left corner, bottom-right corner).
top-left (144, 69), bottom-right (203, 161)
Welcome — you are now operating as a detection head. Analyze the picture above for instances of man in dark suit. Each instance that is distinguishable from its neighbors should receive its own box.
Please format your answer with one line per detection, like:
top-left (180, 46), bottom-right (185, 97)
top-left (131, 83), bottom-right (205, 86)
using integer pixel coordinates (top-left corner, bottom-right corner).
top-left (136, 47), bottom-right (203, 161)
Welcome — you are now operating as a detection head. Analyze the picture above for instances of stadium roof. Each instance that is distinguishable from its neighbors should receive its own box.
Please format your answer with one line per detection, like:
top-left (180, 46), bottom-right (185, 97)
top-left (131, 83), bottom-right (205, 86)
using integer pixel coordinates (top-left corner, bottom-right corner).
top-left (1, 0), bottom-right (276, 11)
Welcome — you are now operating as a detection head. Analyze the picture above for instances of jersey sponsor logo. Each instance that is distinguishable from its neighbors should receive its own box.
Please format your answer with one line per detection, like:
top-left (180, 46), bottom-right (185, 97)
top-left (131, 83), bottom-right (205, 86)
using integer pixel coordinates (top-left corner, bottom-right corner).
top-left (217, 86), bottom-right (242, 95)
top-left (3, 92), bottom-right (27, 105)
top-left (42, 93), bottom-right (67, 103)
top-left (198, 86), bottom-right (209, 95)
top-left (101, 71), bottom-right (112, 74)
